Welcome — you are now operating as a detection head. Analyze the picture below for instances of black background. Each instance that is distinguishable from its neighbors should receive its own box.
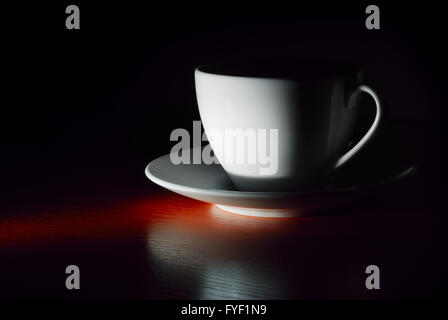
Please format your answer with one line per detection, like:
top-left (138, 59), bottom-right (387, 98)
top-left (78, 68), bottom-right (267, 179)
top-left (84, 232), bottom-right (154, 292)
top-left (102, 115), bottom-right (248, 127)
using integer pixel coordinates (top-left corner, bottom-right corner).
top-left (1, 1), bottom-right (444, 192)
top-left (0, 0), bottom-right (446, 304)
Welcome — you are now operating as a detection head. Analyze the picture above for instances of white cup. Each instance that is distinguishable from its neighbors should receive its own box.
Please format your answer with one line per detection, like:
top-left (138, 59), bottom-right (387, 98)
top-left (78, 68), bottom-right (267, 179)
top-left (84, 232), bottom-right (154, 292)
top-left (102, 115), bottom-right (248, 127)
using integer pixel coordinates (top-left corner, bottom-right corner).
top-left (194, 61), bottom-right (383, 191)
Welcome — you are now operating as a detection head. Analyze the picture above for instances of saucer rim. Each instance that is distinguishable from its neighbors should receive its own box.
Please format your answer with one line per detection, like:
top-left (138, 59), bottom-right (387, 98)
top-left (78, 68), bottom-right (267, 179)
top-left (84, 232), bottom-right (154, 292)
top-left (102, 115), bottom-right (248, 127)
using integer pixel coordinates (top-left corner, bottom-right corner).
top-left (145, 153), bottom-right (416, 197)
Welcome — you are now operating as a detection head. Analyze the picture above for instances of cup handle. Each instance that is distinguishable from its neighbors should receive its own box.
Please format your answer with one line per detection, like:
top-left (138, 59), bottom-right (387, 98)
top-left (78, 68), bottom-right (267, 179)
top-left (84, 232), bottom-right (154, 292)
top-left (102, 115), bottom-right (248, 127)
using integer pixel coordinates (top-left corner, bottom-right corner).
top-left (334, 84), bottom-right (383, 169)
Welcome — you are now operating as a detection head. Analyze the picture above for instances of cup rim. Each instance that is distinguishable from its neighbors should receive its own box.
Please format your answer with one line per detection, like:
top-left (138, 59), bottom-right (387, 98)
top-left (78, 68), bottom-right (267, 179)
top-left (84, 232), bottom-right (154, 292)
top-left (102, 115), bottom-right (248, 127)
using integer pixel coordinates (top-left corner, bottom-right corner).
top-left (196, 60), bottom-right (361, 81)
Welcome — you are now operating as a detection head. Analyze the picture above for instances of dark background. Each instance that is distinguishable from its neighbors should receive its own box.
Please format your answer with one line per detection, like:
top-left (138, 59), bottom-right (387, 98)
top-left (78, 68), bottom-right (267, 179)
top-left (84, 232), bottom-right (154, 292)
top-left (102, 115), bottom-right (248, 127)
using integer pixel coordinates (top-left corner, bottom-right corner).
top-left (0, 0), bottom-right (445, 301)
top-left (1, 1), bottom-right (443, 191)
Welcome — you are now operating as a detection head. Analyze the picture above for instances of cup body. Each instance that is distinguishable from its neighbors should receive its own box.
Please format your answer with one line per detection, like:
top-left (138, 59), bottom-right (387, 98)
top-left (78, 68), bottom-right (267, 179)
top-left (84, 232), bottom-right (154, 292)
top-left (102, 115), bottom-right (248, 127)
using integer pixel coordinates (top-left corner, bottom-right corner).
top-left (195, 63), bottom-right (363, 191)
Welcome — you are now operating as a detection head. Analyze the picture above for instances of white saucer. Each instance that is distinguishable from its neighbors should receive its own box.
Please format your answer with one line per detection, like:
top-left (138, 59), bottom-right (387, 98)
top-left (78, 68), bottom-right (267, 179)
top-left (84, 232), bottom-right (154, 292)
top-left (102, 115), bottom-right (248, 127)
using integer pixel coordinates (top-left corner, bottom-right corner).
top-left (145, 150), bottom-right (416, 218)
